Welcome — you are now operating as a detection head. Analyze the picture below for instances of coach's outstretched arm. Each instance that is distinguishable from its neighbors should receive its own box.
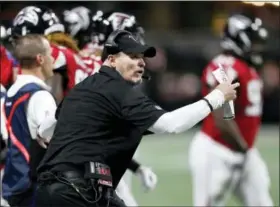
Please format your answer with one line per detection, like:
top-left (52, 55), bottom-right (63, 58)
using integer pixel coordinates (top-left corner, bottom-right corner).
top-left (149, 81), bottom-right (239, 134)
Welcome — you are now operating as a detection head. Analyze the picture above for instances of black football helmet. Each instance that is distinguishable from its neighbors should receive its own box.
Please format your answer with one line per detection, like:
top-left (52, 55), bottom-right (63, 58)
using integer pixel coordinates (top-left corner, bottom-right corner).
top-left (92, 11), bottom-right (145, 45)
top-left (11, 6), bottom-right (64, 38)
top-left (221, 14), bottom-right (268, 66)
top-left (62, 6), bottom-right (93, 48)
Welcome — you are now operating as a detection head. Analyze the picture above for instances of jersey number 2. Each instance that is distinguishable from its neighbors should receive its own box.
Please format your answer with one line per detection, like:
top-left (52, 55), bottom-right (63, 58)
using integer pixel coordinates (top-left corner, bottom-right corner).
top-left (245, 80), bottom-right (262, 117)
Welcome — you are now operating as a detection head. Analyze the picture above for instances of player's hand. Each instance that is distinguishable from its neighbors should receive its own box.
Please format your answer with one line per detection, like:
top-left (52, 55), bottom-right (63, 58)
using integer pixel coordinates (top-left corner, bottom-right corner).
top-left (136, 166), bottom-right (158, 192)
top-left (215, 81), bottom-right (240, 102)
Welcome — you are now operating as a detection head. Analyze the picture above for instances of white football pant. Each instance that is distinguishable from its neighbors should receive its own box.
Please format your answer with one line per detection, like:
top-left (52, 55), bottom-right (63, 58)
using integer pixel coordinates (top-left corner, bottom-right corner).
top-left (116, 178), bottom-right (138, 206)
top-left (116, 149), bottom-right (140, 206)
top-left (188, 132), bottom-right (273, 206)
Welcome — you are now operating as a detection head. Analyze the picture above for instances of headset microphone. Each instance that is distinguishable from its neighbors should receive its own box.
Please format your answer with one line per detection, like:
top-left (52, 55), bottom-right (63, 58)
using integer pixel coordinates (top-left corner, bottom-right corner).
top-left (142, 75), bottom-right (151, 80)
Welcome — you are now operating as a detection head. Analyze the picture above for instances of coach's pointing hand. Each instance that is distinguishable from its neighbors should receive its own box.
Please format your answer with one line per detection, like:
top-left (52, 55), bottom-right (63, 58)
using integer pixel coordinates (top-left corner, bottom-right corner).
top-left (216, 81), bottom-right (240, 102)
top-left (203, 81), bottom-right (240, 112)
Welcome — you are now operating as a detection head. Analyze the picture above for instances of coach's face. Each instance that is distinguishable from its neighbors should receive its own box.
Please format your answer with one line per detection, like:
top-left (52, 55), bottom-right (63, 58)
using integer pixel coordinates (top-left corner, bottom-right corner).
top-left (113, 52), bottom-right (145, 84)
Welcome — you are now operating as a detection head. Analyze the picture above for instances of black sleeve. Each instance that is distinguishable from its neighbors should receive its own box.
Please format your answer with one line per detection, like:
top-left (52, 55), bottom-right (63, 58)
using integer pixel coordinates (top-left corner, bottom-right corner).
top-left (128, 159), bottom-right (141, 173)
top-left (143, 130), bottom-right (154, 135)
top-left (121, 87), bottom-right (166, 134)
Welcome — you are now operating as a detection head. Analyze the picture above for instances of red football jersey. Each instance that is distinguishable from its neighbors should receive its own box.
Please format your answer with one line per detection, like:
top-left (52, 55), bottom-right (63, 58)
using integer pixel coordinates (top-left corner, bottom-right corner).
top-left (79, 50), bottom-right (102, 75)
top-left (51, 44), bottom-right (91, 96)
top-left (82, 42), bottom-right (103, 56)
top-left (201, 54), bottom-right (262, 149)
top-left (0, 46), bottom-right (13, 87)
top-left (81, 42), bottom-right (103, 75)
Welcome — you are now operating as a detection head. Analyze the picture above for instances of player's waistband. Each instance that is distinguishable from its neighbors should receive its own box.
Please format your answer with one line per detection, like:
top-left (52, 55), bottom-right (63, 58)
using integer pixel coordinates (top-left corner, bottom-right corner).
top-left (194, 131), bottom-right (246, 163)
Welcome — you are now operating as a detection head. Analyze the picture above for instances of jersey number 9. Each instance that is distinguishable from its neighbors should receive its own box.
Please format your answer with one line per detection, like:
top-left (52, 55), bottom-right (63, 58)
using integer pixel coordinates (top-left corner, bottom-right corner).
top-left (245, 80), bottom-right (263, 117)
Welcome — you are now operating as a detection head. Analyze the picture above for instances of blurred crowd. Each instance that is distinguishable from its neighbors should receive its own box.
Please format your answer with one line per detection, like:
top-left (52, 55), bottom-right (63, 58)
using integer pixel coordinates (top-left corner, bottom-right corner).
top-left (1, 1), bottom-right (279, 123)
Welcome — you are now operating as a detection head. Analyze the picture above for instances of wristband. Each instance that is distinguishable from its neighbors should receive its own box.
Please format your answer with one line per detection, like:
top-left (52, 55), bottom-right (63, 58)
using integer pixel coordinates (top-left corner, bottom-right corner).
top-left (202, 98), bottom-right (214, 112)
top-left (128, 159), bottom-right (140, 173)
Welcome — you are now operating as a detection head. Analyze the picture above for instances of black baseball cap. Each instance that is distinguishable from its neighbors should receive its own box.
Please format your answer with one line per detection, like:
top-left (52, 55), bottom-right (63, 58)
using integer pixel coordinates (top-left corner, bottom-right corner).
top-left (102, 34), bottom-right (156, 61)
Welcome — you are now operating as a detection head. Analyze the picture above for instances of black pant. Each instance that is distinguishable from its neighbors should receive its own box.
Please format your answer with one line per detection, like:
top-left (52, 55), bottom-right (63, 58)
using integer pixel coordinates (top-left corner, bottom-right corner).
top-left (35, 171), bottom-right (126, 207)
top-left (6, 185), bottom-right (35, 207)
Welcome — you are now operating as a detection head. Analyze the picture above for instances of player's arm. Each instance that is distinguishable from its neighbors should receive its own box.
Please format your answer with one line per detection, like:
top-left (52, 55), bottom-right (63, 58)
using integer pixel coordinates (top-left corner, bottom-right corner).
top-left (48, 69), bottom-right (66, 104)
top-left (212, 105), bottom-right (247, 152)
top-left (209, 73), bottom-right (248, 153)
top-left (50, 51), bottom-right (68, 104)
top-left (128, 159), bottom-right (141, 173)
top-left (128, 159), bottom-right (158, 191)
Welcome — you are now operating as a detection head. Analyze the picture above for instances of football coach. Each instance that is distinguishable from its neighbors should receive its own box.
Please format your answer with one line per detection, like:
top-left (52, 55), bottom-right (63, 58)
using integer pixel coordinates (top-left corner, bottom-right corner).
top-left (35, 30), bottom-right (239, 207)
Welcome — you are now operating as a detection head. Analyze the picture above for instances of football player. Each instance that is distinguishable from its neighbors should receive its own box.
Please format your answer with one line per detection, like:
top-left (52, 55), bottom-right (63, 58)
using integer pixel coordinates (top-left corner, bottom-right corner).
top-left (62, 6), bottom-right (102, 74)
top-left (188, 14), bottom-right (273, 206)
top-left (11, 6), bottom-right (91, 104)
top-left (0, 25), bottom-right (14, 89)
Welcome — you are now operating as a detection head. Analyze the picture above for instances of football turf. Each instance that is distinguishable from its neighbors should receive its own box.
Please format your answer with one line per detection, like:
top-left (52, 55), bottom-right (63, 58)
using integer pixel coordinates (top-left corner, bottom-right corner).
top-left (130, 125), bottom-right (279, 206)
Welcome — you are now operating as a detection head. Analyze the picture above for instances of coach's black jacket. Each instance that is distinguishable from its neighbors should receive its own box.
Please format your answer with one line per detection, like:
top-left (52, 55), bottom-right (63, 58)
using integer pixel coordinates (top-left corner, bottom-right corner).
top-left (37, 66), bottom-right (165, 188)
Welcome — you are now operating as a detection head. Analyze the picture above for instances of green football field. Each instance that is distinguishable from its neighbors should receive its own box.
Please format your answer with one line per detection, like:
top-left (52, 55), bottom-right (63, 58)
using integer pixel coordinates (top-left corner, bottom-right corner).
top-left (129, 125), bottom-right (279, 206)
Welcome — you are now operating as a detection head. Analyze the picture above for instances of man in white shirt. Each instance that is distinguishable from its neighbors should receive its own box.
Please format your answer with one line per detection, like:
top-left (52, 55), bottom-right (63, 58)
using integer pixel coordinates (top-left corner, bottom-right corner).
top-left (1, 34), bottom-right (56, 207)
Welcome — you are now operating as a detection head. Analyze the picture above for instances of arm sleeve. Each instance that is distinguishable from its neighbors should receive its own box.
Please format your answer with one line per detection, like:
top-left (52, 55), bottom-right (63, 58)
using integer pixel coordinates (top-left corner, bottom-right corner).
top-left (148, 89), bottom-right (225, 134)
top-left (27, 91), bottom-right (57, 139)
top-left (39, 98), bottom-right (64, 138)
top-left (128, 159), bottom-right (141, 173)
top-left (37, 114), bottom-right (57, 139)
top-left (121, 88), bottom-right (166, 134)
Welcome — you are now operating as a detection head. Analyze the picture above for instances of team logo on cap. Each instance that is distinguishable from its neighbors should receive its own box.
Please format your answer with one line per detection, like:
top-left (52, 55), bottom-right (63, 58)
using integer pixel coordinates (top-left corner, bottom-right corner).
top-left (128, 35), bottom-right (137, 42)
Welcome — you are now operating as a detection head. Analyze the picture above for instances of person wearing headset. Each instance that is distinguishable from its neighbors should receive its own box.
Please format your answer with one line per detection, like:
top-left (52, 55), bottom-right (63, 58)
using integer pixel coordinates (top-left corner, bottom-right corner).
top-left (35, 30), bottom-right (239, 207)
top-left (60, 9), bottom-right (157, 206)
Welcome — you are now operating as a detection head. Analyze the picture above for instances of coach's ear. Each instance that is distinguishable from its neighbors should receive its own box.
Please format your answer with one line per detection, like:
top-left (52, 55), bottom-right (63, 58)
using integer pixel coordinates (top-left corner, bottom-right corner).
top-left (36, 53), bottom-right (44, 66)
top-left (106, 54), bottom-right (117, 68)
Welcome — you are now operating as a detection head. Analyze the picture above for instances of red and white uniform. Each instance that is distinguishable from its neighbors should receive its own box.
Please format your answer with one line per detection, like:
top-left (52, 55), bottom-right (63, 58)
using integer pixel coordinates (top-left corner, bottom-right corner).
top-left (80, 41), bottom-right (103, 75)
top-left (82, 41), bottom-right (103, 56)
top-left (0, 46), bottom-right (13, 88)
top-left (79, 50), bottom-right (102, 75)
top-left (51, 44), bottom-right (91, 96)
top-left (201, 54), bottom-right (262, 149)
top-left (188, 54), bottom-right (273, 206)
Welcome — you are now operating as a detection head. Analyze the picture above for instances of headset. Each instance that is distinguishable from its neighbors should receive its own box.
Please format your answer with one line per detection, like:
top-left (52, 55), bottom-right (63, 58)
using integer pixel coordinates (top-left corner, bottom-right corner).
top-left (104, 29), bottom-right (131, 54)
top-left (103, 29), bottom-right (151, 80)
